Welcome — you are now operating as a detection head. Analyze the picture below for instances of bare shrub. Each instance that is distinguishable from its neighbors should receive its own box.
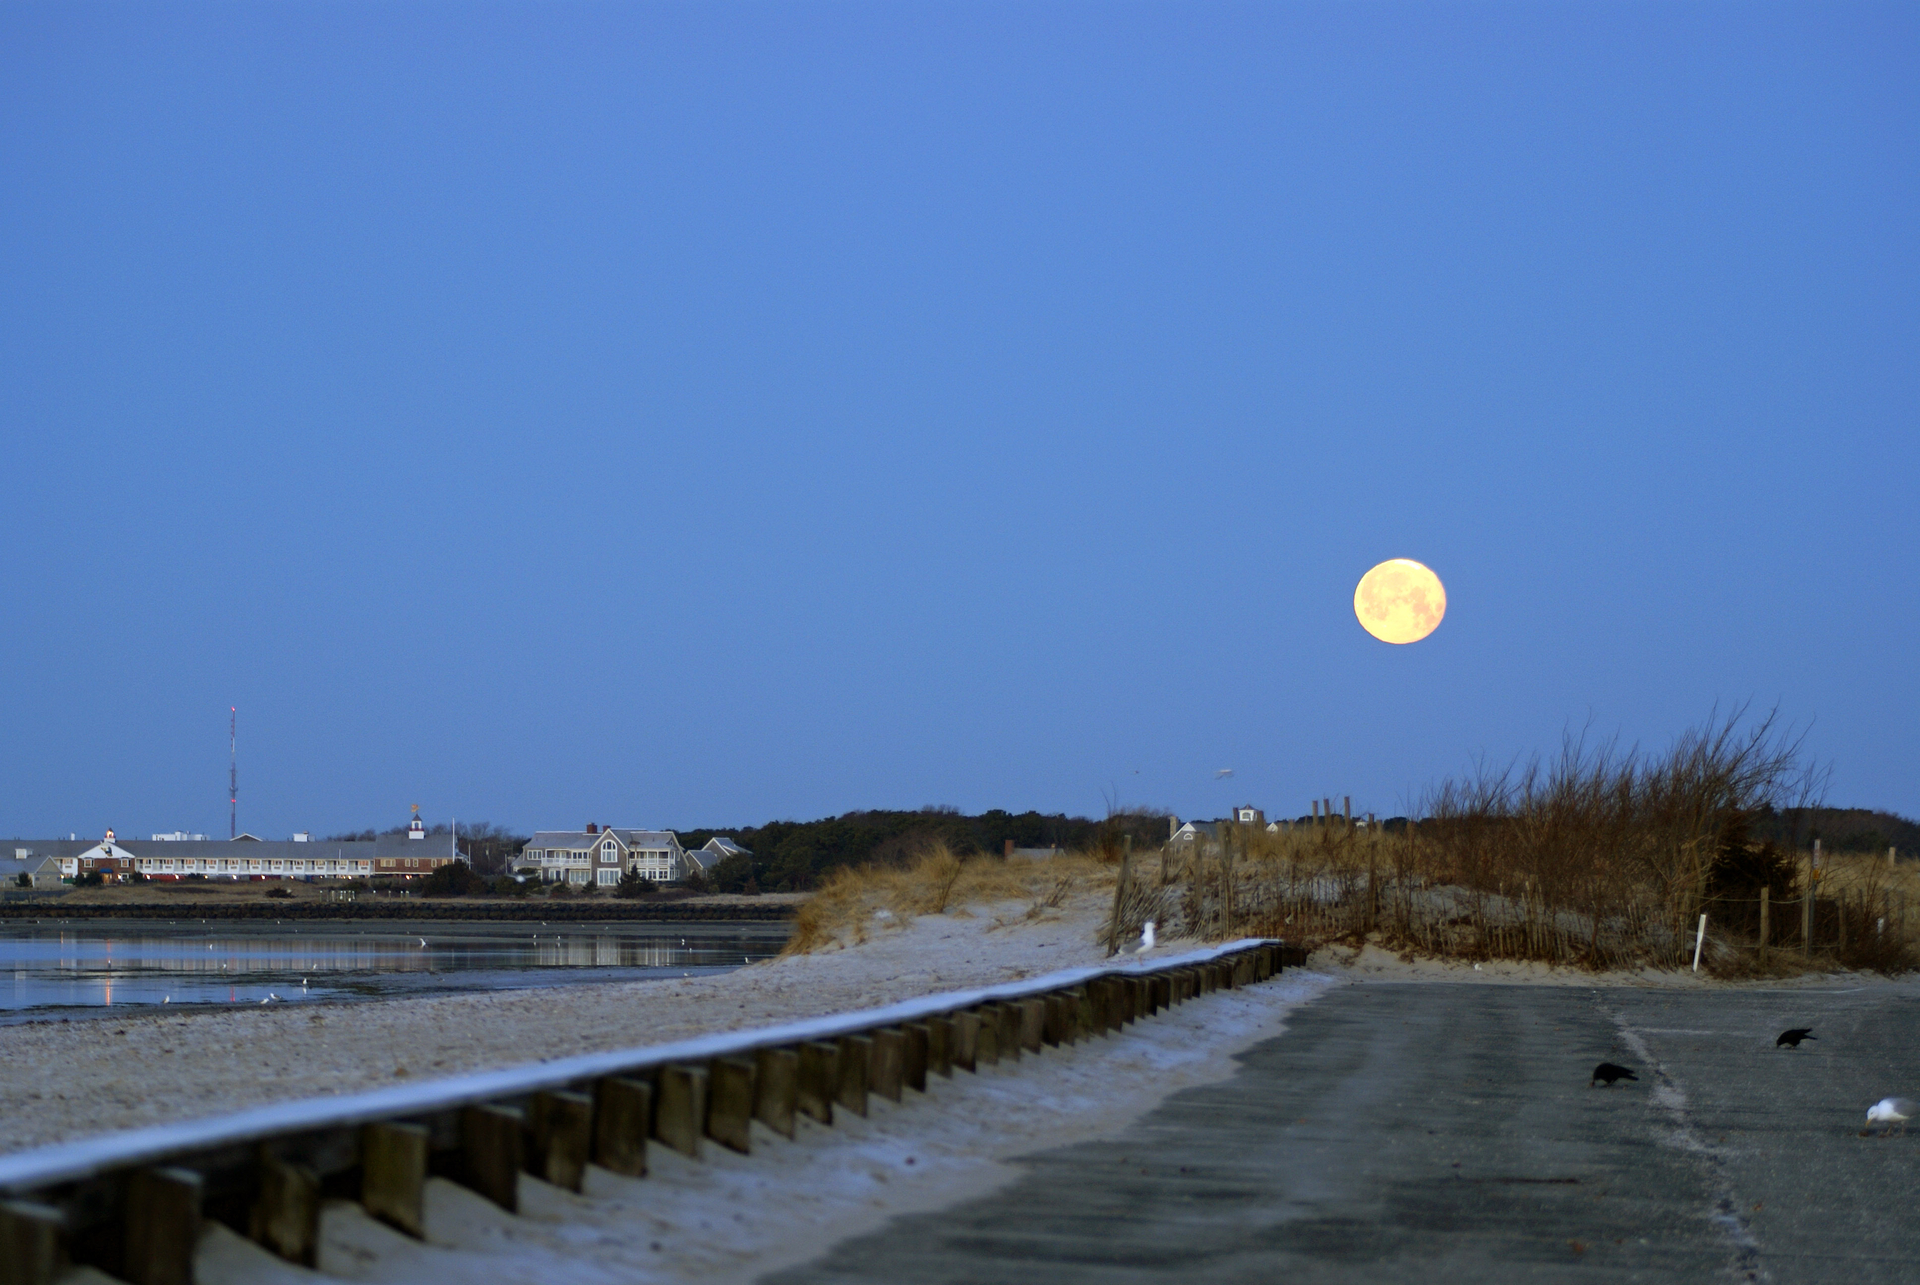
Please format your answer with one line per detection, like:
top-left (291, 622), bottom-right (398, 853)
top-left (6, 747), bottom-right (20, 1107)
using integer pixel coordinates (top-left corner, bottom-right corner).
top-left (1216, 708), bottom-right (1910, 974)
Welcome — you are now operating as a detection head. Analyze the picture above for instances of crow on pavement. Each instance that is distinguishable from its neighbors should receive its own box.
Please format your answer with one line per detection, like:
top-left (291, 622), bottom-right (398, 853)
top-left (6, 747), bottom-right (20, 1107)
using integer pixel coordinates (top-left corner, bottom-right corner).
top-left (1591, 1063), bottom-right (1638, 1087)
top-left (1776, 1028), bottom-right (1816, 1048)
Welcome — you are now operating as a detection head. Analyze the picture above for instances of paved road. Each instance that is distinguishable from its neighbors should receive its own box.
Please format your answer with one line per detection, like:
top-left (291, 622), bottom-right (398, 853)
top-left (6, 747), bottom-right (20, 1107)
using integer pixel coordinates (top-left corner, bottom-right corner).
top-left (768, 980), bottom-right (1920, 1284)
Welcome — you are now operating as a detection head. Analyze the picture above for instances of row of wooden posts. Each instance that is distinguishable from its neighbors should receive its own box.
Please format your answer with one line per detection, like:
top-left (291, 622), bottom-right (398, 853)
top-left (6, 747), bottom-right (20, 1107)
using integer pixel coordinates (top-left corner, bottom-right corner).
top-left (0, 943), bottom-right (1298, 1285)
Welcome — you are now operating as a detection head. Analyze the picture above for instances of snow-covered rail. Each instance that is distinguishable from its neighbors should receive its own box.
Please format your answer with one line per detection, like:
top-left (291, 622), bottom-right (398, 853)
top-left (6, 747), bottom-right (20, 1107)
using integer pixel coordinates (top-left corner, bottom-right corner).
top-left (0, 938), bottom-right (1298, 1284)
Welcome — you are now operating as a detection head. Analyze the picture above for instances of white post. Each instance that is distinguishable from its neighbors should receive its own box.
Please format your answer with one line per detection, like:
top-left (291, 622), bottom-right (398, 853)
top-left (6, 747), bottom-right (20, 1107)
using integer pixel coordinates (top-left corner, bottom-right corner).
top-left (1692, 913), bottom-right (1708, 972)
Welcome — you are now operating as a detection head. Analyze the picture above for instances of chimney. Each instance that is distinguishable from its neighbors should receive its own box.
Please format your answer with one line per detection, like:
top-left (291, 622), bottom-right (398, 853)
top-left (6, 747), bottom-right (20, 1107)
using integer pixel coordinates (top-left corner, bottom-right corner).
top-left (586, 823), bottom-right (598, 835)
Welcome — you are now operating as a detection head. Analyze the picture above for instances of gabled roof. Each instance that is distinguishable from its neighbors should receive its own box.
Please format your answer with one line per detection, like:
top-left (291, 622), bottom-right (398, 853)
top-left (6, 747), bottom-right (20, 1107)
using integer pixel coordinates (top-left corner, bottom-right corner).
top-left (702, 837), bottom-right (750, 857)
top-left (529, 829), bottom-right (681, 850)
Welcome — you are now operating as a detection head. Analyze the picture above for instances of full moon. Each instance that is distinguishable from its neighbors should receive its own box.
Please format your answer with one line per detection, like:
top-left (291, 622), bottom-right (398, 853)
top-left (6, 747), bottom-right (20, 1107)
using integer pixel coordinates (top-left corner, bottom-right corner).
top-left (1354, 558), bottom-right (1446, 644)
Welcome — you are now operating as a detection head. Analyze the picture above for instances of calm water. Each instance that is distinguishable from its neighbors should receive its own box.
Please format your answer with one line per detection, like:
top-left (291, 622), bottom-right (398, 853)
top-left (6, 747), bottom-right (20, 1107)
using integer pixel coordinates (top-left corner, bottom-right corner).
top-left (0, 920), bottom-right (791, 1022)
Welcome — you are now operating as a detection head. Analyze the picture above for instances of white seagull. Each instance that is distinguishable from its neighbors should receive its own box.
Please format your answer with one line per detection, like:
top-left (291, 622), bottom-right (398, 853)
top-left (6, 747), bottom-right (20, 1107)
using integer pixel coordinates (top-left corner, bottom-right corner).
top-left (1866, 1098), bottom-right (1916, 1136)
top-left (1214, 768), bottom-right (1235, 779)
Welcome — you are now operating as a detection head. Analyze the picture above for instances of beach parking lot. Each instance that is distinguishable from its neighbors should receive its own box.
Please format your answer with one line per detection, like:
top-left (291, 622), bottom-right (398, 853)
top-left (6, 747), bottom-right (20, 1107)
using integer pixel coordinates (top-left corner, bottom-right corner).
top-left (775, 977), bottom-right (1920, 1285)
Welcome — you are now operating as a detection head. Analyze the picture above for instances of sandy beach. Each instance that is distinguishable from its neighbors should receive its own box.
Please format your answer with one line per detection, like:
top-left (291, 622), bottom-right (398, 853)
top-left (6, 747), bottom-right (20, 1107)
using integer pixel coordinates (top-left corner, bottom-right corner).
top-left (1, 890), bottom-right (1134, 1156)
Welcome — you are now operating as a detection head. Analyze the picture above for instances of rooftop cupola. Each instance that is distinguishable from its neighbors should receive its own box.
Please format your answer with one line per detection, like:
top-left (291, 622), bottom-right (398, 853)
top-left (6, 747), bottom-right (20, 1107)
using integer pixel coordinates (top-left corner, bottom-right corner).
top-left (408, 805), bottom-right (425, 840)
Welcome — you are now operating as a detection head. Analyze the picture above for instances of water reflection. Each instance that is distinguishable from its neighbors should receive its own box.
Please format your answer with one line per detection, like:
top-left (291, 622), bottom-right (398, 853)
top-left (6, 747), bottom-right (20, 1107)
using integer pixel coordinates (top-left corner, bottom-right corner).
top-left (0, 921), bottom-right (790, 1020)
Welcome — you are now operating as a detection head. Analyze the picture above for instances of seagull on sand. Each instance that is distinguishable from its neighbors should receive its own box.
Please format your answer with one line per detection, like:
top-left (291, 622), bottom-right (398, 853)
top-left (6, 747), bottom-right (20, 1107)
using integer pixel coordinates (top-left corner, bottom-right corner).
top-left (1776, 1028), bottom-right (1816, 1048)
top-left (1866, 1098), bottom-right (1916, 1136)
top-left (1591, 1062), bottom-right (1638, 1087)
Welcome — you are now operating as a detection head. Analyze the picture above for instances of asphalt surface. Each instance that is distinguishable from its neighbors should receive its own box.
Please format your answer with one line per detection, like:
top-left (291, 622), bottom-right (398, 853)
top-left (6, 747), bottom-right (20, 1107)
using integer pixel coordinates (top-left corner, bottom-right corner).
top-left (768, 979), bottom-right (1920, 1284)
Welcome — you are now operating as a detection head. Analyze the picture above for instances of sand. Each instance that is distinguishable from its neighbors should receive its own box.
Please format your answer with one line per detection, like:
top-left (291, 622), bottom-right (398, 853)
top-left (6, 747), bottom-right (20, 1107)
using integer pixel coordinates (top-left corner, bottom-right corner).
top-left (1, 890), bottom-right (1136, 1156)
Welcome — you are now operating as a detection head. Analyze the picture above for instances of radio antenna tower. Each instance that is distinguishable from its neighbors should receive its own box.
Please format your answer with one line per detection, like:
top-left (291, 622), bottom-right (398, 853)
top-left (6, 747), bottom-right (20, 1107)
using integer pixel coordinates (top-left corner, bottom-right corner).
top-left (229, 706), bottom-right (237, 841)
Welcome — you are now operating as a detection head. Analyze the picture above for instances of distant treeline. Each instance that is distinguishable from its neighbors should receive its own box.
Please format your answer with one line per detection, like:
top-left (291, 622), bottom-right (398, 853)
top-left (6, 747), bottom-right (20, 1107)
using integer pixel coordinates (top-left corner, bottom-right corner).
top-left (1749, 807), bottom-right (1920, 854)
top-left (317, 804), bottom-right (1917, 891)
top-left (678, 808), bottom-right (1171, 894)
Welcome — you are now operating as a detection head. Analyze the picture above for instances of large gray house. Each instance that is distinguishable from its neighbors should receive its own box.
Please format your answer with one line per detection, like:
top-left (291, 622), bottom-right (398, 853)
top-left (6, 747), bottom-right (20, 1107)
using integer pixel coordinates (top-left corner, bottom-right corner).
top-left (521, 826), bottom-right (690, 887)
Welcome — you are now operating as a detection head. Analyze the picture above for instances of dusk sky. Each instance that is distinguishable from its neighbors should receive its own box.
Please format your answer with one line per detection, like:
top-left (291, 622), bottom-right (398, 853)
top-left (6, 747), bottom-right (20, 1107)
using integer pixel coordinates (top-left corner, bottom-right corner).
top-left (3, 3), bottom-right (1914, 839)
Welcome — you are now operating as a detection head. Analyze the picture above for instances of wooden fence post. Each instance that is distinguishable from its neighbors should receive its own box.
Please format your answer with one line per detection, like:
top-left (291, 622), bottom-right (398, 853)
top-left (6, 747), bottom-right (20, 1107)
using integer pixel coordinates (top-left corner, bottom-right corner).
top-left (1803, 851), bottom-right (1815, 956)
top-left (1759, 887), bottom-right (1769, 956)
top-left (1106, 850), bottom-right (1133, 956)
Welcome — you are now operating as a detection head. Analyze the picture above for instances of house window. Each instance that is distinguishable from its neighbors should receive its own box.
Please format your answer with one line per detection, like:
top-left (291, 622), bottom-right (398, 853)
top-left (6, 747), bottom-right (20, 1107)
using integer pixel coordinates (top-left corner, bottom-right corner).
top-left (597, 868), bottom-right (618, 886)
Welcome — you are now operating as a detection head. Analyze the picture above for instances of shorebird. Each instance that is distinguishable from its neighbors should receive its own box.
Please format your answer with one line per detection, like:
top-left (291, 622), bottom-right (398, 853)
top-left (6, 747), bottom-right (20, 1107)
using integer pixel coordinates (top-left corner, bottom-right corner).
top-left (1867, 1098), bottom-right (1916, 1136)
top-left (1591, 1063), bottom-right (1638, 1087)
top-left (1141, 921), bottom-right (1157, 950)
top-left (1776, 1028), bottom-right (1816, 1048)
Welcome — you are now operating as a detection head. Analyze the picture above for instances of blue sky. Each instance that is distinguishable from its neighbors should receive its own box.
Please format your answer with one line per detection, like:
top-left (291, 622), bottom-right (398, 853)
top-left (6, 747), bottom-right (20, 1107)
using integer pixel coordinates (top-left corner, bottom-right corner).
top-left (2, 2), bottom-right (1914, 839)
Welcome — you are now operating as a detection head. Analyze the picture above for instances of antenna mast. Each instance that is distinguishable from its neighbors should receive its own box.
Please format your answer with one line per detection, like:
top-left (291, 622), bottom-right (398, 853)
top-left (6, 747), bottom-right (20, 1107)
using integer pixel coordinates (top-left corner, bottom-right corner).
top-left (229, 707), bottom-right (237, 841)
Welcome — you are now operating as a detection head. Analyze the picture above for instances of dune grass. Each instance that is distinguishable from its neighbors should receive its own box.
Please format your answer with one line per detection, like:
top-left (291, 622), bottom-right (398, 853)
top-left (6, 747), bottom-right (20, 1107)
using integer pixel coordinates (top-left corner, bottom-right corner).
top-left (780, 844), bottom-right (1121, 956)
top-left (786, 710), bottom-right (1914, 977)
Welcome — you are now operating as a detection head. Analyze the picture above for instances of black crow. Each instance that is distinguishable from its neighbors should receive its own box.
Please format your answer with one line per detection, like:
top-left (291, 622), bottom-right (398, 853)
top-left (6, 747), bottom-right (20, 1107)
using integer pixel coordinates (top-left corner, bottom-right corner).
top-left (1776, 1028), bottom-right (1816, 1048)
top-left (1591, 1062), bottom-right (1638, 1087)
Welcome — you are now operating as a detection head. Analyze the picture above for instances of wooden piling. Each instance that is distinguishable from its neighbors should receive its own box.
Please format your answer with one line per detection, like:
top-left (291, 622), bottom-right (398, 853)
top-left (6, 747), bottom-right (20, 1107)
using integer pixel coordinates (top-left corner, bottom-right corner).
top-left (997, 1002), bottom-right (1024, 1057)
top-left (1069, 985), bottom-right (1094, 1037)
top-left (124, 1167), bottom-right (201, 1285)
top-left (975, 1012), bottom-right (1000, 1066)
top-left (902, 1023), bottom-right (930, 1092)
top-left (528, 1090), bottom-right (594, 1191)
top-left (753, 1048), bottom-right (799, 1139)
top-left (655, 1065), bottom-right (709, 1158)
top-left (950, 1012), bottom-right (979, 1072)
top-left (249, 1150), bottom-right (320, 1265)
top-left (869, 1029), bottom-right (905, 1103)
top-left (592, 1077), bottom-right (651, 1176)
top-left (1017, 999), bottom-right (1046, 1052)
top-left (796, 1042), bottom-right (838, 1124)
top-left (835, 1036), bottom-right (871, 1116)
top-left (1759, 887), bottom-right (1770, 956)
top-left (0, 1200), bottom-right (62, 1285)
top-left (361, 1121), bottom-right (429, 1238)
top-left (925, 1017), bottom-right (955, 1077)
top-left (707, 1058), bottom-right (756, 1154)
top-left (1042, 995), bottom-right (1070, 1046)
top-left (461, 1105), bottom-right (525, 1212)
